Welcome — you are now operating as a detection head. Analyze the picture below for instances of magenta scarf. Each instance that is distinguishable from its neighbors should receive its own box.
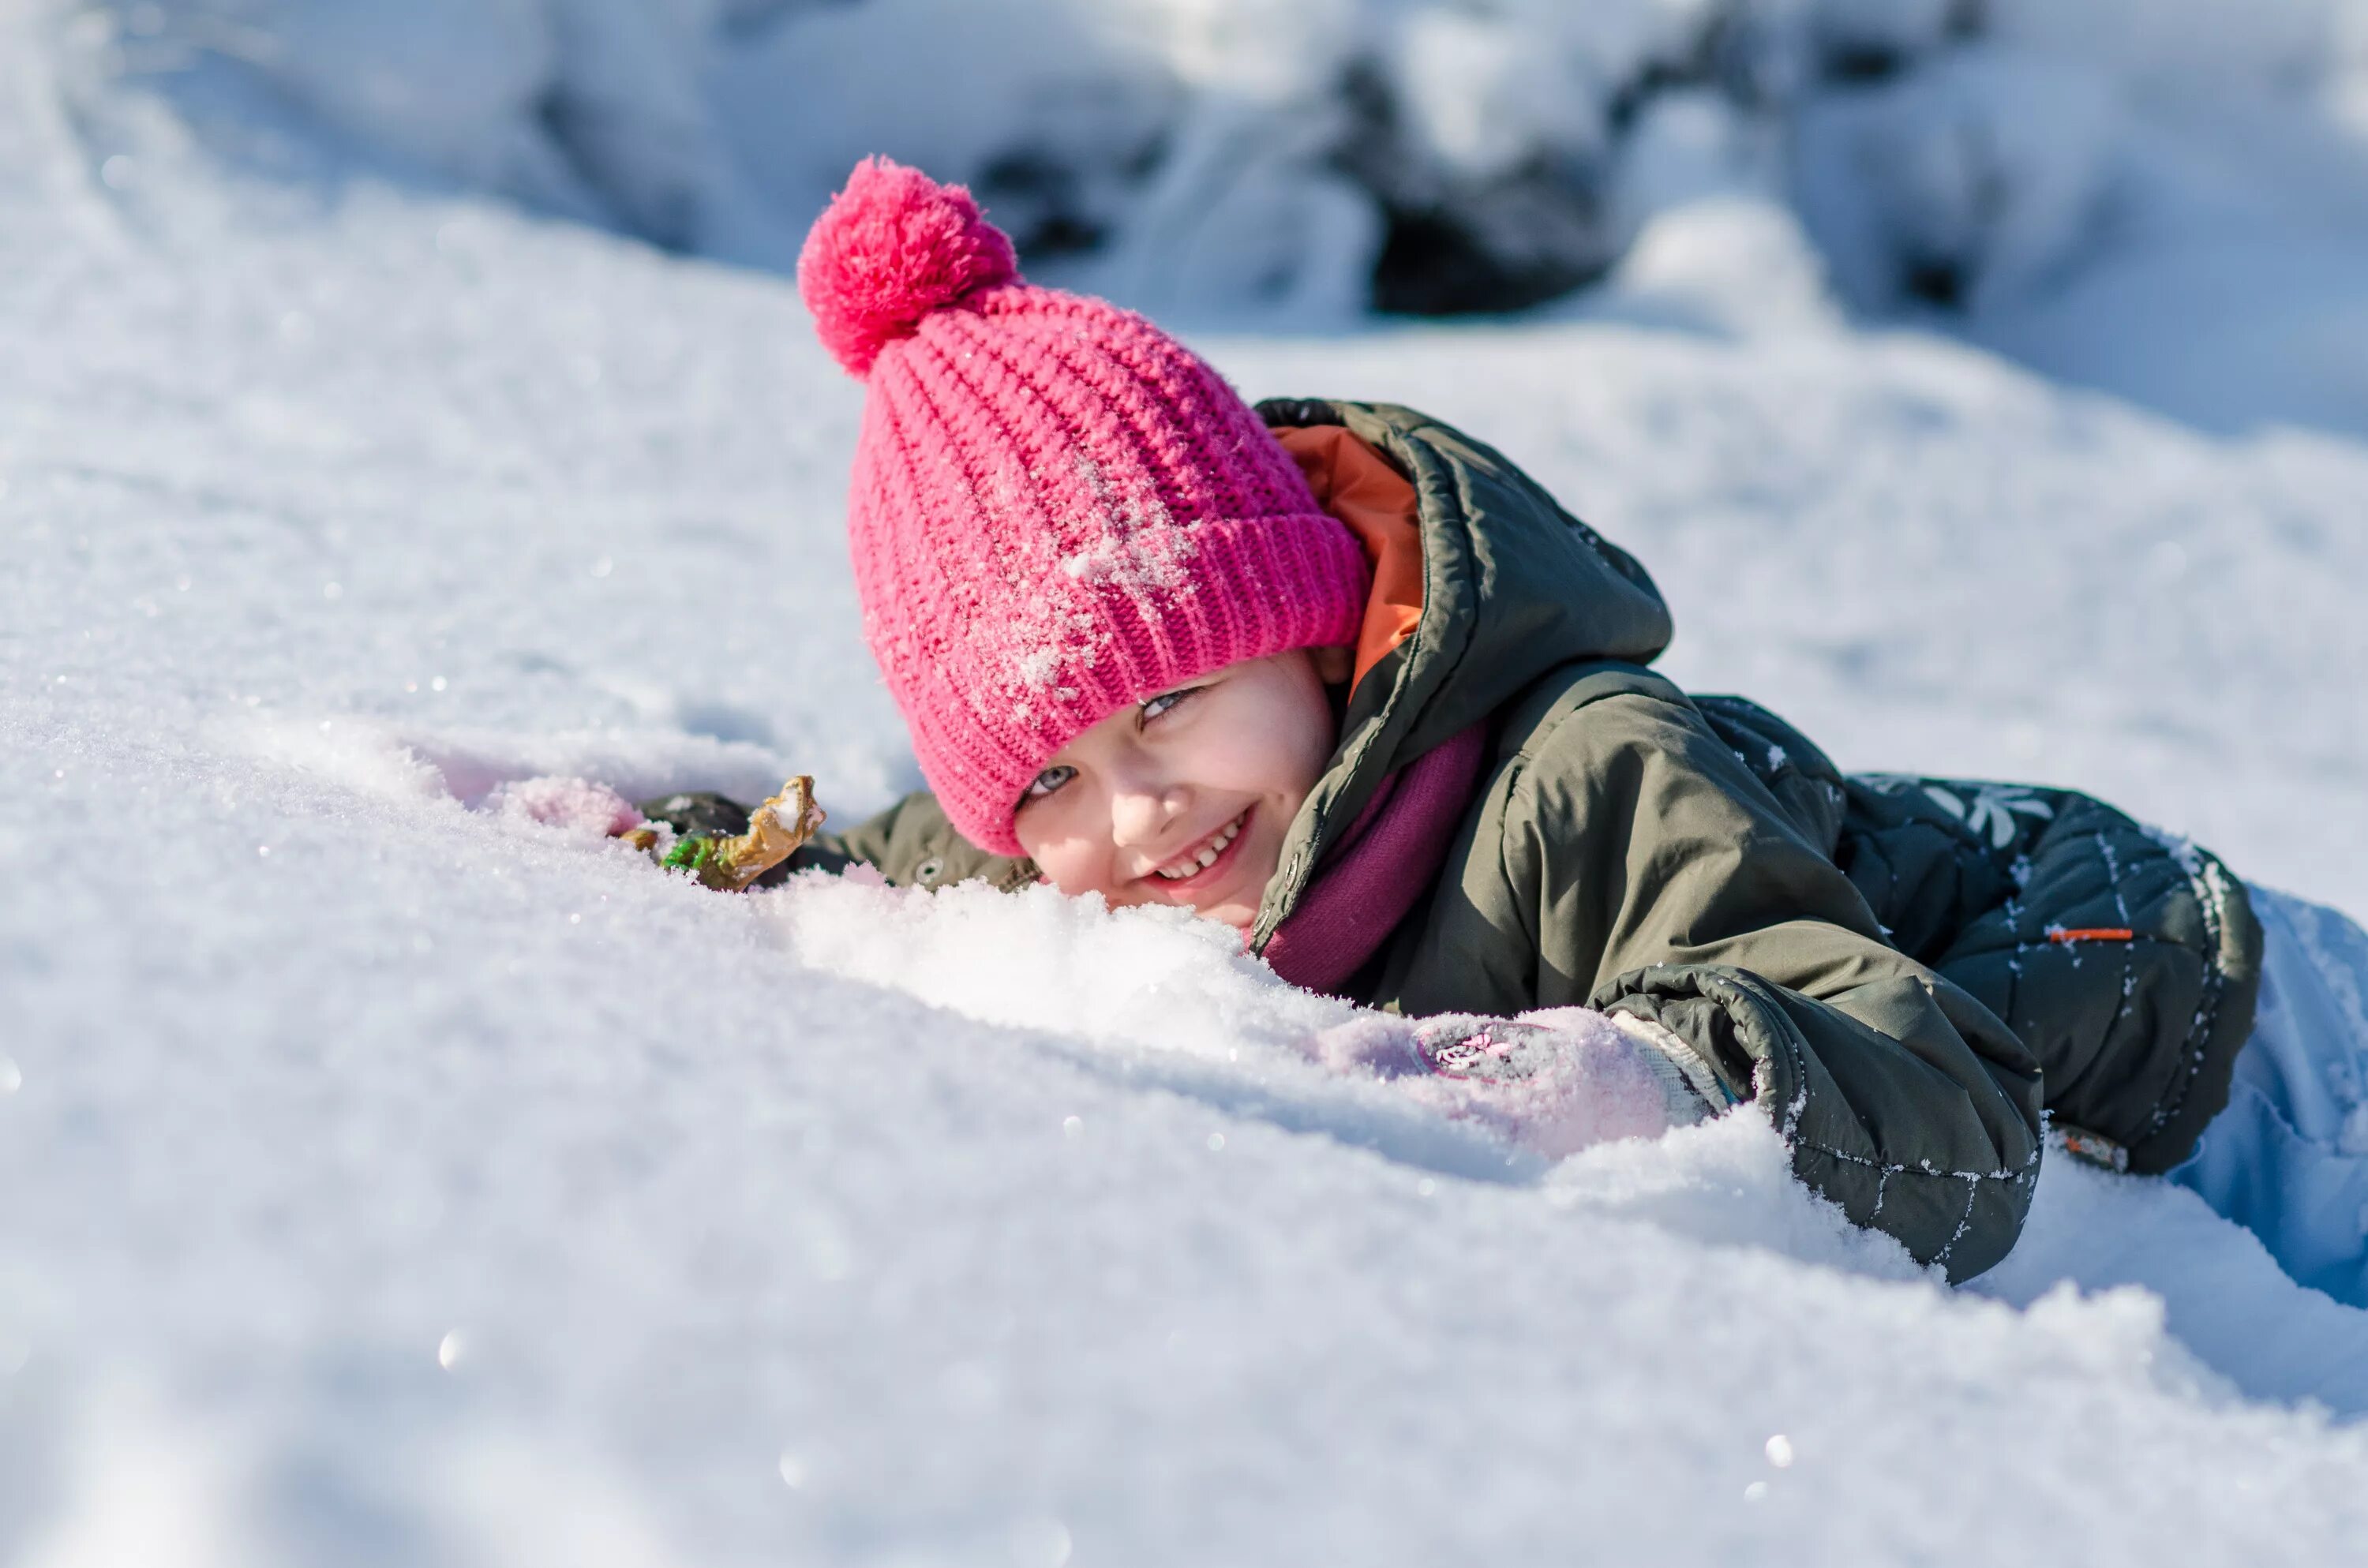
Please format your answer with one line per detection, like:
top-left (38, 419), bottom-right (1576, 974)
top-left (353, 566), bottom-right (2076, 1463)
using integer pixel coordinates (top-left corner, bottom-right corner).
top-left (1260, 723), bottom-right (1489, 995)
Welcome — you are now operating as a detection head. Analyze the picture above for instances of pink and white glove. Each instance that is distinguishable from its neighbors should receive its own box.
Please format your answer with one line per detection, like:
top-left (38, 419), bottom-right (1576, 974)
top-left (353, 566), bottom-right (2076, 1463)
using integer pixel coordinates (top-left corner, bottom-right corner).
top-left (1308, 1006), bottom-right (1731, 1159)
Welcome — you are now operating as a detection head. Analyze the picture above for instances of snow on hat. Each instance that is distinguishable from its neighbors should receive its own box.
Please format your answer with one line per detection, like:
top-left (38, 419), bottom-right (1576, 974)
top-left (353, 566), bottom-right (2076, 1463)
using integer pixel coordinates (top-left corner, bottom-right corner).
top-left (799, 156), bottom-right (1370, 856)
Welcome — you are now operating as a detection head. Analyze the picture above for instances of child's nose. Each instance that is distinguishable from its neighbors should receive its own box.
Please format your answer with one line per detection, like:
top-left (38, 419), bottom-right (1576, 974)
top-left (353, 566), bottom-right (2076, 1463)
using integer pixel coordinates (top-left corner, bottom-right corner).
top-left (1108, 781), bottom-right (1182, 850)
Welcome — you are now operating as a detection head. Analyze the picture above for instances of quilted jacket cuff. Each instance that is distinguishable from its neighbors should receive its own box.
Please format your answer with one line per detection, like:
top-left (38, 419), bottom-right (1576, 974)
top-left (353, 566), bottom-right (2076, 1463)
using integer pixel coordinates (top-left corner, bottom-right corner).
top-left (1608, 1012), bottom-right (1737, 1127)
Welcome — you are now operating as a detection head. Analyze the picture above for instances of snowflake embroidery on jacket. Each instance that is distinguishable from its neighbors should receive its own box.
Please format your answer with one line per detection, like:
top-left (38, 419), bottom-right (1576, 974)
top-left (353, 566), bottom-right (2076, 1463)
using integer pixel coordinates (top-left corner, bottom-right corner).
top-left (1924, 783), bottom-right (2055, 849)
top-left (1857, 776), bottom-right (2057, 850)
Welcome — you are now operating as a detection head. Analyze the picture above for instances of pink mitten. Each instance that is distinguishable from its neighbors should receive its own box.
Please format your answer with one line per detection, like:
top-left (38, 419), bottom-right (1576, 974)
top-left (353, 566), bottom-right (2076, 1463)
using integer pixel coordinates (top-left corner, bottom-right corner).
top-left (1307, 1009), bottom-right (1718, 1158)
top-left (484, 776), bottom-right (645, 837)
top-left (1302, 1012), bottom-right (1429, 1078)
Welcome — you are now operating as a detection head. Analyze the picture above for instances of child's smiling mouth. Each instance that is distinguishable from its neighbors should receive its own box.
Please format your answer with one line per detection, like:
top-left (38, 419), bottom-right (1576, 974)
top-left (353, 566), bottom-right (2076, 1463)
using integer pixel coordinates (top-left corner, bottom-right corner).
top-left (1147, 808), bottom-right (1250, 890)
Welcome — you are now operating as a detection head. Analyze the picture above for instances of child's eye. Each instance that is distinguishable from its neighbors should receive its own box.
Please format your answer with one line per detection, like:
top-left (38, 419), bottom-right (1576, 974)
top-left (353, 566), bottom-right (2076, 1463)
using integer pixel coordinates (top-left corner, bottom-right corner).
top-left (1023, 764), bottom-right (1076, 802)
top-left (1141, 685), bottom-right (1202, 723)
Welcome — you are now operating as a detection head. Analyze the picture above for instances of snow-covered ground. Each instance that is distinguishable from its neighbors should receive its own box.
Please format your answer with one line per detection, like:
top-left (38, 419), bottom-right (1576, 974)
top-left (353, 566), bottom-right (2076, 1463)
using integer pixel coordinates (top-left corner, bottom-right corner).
top-left (9, 5), bottom-right (2368, 1564)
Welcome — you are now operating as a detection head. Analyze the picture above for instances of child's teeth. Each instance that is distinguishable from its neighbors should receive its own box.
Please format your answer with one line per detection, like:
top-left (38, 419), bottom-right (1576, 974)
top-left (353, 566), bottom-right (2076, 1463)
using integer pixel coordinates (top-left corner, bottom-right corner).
top-left (1159, 814), bottom-right (1243, 880)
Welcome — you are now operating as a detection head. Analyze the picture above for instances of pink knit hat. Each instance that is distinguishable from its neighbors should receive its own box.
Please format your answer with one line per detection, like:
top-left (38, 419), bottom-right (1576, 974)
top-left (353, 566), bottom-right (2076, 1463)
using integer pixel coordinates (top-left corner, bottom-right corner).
top-left (799, 157), bottom-right (1371, 855)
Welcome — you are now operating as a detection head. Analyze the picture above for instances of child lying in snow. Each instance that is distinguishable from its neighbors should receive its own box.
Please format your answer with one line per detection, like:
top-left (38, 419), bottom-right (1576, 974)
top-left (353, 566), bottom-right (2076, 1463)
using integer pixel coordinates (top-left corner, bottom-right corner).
top-left (639, 157), bottom-right (2368, 1300)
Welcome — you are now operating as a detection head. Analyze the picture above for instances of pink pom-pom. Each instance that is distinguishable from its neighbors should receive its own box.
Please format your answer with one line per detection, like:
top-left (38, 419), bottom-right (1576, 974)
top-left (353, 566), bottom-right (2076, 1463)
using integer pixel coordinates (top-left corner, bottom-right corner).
top-left (797, 156), bottom-right (1020, 377)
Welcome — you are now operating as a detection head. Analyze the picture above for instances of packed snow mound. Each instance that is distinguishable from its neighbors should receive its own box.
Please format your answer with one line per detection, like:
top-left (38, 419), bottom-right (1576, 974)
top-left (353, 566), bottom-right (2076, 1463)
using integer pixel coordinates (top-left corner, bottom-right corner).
top-left (12, 5), bottom-right (2368, 1564)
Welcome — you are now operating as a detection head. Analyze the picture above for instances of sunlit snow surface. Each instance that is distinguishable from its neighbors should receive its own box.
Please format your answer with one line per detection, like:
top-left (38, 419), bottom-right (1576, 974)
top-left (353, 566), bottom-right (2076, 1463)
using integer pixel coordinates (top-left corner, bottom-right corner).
top-left (9, 23), bottom-right (2368, 1568)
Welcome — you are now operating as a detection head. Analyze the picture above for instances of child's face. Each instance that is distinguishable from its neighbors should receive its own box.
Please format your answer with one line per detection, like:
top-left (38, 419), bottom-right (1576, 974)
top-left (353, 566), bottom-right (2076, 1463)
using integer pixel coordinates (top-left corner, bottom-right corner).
top-left (1012, 647), bottom-right (1351, 931)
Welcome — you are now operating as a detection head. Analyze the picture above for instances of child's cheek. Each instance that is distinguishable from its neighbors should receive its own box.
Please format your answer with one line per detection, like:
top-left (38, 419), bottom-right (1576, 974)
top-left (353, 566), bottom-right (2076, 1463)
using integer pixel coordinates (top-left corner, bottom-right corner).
top-left (1020, 806), bottom-right (1122, 902)
top-left (1028, 836), bottom-right (1094, 898)
top-left (1242, 832), bottom-right (1287, 901)
top-left (1194, 724), bottom-right (1295, 796)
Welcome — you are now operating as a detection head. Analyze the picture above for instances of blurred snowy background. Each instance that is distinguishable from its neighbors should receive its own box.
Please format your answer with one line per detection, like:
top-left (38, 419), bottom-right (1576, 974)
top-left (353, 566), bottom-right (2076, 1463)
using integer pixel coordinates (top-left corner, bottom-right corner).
top-left (75, 0), bottom-right (2368, 430)
top-left (8, 2), bottom-right (2368, 1565)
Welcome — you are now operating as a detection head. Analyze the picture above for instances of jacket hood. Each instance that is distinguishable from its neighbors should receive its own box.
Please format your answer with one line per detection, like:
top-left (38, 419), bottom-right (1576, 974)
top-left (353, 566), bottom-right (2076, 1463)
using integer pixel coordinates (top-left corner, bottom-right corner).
top-left (1250, 399), bottom-right (1673, 944)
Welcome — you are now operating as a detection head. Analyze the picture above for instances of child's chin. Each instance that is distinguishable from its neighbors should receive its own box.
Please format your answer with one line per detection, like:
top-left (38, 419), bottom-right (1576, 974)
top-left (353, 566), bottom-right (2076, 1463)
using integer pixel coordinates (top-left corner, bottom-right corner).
top-left (1186, 879), bottom-right (1268, 932)
top-left (1136, 881), bottom-right (1252, 930)
top-left (1196, 859), bottom-right (1283, 930)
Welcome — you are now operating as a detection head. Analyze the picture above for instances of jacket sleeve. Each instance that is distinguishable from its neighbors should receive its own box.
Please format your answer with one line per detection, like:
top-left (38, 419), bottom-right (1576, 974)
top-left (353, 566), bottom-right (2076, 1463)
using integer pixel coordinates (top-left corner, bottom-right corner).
top-left (784, 791), bottom-right (1037, 891)
top-left (1509, 693), bottom-right (2044, 1282)
top-left (637, 789), bottom-right (1036, 891)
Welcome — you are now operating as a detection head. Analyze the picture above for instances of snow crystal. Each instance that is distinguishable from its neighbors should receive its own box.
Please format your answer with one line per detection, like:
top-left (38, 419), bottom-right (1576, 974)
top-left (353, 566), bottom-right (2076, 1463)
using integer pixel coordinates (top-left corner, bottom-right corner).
top-left (1056, 528), bottom-right (1193, 590)
top-left (1010, 646), bottom-right (1062, 691)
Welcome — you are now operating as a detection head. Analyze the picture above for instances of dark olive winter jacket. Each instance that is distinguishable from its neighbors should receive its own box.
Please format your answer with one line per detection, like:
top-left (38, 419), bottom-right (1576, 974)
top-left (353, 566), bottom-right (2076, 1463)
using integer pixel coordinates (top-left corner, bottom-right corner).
top-left (755, 401), bottom-right (2262, 1282)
